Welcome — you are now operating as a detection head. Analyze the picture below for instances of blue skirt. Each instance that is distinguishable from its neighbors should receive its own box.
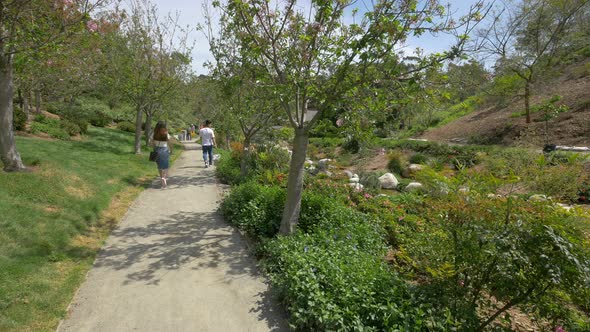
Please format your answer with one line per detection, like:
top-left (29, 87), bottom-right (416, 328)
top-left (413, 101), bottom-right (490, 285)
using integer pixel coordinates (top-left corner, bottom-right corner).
top-left (155, 146), bottom-right (170, 170)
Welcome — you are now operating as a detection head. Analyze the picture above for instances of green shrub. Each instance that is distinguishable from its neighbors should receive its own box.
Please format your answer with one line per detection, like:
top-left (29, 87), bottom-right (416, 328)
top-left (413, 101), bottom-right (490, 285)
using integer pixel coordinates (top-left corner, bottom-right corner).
top-left (387, 151), bottom-right (404, 175)
top-left (309, 137), bottom-right (344, 148)
top-left (278, 127), bottom-right (295, 142)
top-left (442, 95), bottom-right (484, 124)
top-left (528, 163), bottom-right (585, 202)
top-left (78, 97), bottom-right (114, 127)
top-left (304, 178), bottom-right (351, 202)
top-left (579, 181), bottom-right (590, 204)
top-left (49, 98), bottom-right (113, 132)
top-left (451, 150), bottom-right (479, 169)
top-left (60, 119), bottom-right (82, 136)
top-left (409, 153), bottom-right (428, 164)
top-left (30, 121), bottom-right (69, 140)
top-left (404, 193), bottom-right (590, 330)
top-left (220, 181), bottom-right (285, 240)
top-left (89, 111), bottom-right (111, 127)
top-left (45, 101), bottom-right (63, 114)
top-left (397, 178), bottom-right (413, 190)
top-left (298, 192), bottom-right (345, 233)
top-left (480, 147), bottom-right (538, 178)
top-left (262, 207), bottom-right (462, 331)
top-left (380, 140), bottom-right (485, 169)
top-left (488, 73), bottom-right (524, 107)
top-left (215, 149), bottom-right (243, 185)
top-left (117, 121), bottom-right (136, 133)
top-left (359, 171), bottom-right (382, 191)
top-left (309, 118), bottom-right (339, 137)
top-left (13, 106), bottom-right (27, 131)
top-left (343, 138), bottom-right (360, 153)
top-left (33, 114), bottom-right (50, 124)
top-left (251, 144), bottom-right (290, 174)
top-left (426, 156), bottom-right (445, 171)
top-left (55, 104), bottom-right (89, 134)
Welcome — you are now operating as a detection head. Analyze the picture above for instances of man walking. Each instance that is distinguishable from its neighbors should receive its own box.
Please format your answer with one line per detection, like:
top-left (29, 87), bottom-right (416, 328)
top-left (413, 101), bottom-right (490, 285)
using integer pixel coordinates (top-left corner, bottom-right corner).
top-left (199, 120), bottom-right (216, 168)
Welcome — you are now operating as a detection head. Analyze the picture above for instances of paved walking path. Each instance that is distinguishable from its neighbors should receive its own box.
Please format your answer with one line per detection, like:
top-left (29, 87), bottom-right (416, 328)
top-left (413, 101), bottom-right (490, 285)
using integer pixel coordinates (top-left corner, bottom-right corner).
top-left (58, 141), bottom-right (288, 332)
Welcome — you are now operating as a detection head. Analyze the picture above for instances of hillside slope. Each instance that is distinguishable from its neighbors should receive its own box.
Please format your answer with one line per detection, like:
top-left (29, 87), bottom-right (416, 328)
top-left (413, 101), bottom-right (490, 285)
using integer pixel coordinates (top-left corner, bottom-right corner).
top-left (420, 61), bottom-right (590, 147)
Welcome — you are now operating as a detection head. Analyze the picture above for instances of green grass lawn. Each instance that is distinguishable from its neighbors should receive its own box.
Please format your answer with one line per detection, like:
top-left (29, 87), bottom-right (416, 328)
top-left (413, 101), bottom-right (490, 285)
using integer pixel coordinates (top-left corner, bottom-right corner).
top-left (0, 127), bottom-right (180, 331)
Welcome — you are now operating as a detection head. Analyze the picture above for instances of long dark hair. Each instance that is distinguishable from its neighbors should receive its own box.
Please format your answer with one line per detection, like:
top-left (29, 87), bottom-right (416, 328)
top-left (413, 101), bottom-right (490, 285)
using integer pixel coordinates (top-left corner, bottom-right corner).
top-left (153, 121), bottom-right (168, 141)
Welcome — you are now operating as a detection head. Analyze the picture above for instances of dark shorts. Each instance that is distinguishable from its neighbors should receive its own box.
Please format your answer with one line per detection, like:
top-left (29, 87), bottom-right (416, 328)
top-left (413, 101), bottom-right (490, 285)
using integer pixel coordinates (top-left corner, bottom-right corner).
top-left (155, 146), bottom-right (170, 170)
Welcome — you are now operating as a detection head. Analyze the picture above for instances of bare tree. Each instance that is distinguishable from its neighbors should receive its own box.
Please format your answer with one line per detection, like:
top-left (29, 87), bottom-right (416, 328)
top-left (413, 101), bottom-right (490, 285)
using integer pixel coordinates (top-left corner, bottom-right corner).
top-left (105, 0), bottom-right (192, 154)
top-left (479, 0), bottom-right (590, 123)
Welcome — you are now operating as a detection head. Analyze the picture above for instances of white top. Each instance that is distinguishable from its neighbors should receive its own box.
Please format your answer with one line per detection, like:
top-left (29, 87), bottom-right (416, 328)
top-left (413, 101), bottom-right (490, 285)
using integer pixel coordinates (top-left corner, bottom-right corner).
top-left (199, 127), bottom-right (215, 146)
top-left (152, 133), bottom-right (170, 148)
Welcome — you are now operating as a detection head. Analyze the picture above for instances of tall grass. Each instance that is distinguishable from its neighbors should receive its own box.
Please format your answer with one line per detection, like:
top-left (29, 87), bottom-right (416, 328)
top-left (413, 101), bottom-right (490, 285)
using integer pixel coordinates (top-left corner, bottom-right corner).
top-left (0, 127), bottom-right (177, 331)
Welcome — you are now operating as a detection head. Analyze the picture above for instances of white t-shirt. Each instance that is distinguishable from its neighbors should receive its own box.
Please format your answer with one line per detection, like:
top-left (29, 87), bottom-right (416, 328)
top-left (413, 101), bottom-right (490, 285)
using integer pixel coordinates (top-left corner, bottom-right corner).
top-left (199, 127), bottom-right (215, 146)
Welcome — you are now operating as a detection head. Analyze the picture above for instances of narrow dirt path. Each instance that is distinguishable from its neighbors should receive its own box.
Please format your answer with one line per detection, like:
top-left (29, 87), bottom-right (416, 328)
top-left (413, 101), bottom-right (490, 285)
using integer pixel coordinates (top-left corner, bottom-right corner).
top-left (57, 141), bottom-right (288, 332)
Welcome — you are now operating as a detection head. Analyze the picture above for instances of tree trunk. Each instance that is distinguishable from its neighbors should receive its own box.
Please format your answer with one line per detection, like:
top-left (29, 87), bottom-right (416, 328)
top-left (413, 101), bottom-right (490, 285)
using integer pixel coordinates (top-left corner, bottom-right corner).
top-left (34, 88), bottom-right (41, 114)
top-left (23, 89), bottom-right (30, 120)
top-left (17, 88), bottom-right (22, 110)
top-left (524, 81), bottom-right (531, 124)
top-left (240, 137), bottom-right (251, 177)
top-left (144, 111), bottom-right (153, 147)
top-left (134, 105), bottom-right (143, 154)
top-left (0, 52), bottom-right (26, 172)
top-left (280, 128), bottom-right (308, 234)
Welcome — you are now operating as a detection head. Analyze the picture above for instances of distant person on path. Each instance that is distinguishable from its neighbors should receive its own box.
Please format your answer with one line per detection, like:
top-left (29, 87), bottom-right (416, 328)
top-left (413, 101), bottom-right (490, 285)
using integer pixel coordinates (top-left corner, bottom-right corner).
top-left (151, 121), bottom-right (172, 189)
top-left (199, 120), bottom-right (216, 168)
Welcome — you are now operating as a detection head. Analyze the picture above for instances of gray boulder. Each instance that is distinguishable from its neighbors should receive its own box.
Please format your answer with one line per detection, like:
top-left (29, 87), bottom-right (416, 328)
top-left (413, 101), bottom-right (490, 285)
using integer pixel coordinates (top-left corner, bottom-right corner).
top-left (318, 158), bottom-right (331, 171)
top-left (379, 173), bottom-right (399, 190)
top-left (408, 164), bottom-right (424, 173)
top-left (405, 182), bottom-right (423, 192)
top-left (529, 194), bottom-right (549, 202)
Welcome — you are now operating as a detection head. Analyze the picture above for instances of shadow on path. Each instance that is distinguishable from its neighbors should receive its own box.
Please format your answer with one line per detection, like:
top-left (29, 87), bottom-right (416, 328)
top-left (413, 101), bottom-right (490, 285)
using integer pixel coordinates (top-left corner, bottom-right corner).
top-left (95, 212), bottom-right (251, 284)
top-left (59, 141), bottom-right (288, 332)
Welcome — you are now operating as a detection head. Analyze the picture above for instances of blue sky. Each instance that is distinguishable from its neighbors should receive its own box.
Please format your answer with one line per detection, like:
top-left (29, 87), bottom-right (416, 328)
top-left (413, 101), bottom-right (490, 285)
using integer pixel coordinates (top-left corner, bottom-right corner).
top-left (151, 0), bottom-right (488, 75)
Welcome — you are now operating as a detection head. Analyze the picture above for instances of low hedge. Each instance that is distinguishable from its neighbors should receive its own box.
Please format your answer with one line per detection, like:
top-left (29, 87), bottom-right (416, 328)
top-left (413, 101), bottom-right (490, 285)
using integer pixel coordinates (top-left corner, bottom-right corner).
top-left (215, 149), bottom-right (243, 185)
top-left (220, 181), bottom-right (285, 240)
top-left (261, 206), bottom-right (462, 331)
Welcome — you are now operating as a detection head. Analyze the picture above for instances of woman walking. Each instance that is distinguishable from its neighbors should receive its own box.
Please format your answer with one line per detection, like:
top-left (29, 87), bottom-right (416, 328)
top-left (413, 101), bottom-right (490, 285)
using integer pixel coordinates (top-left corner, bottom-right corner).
top-left (199, 120), bottom-right (216, 168)
top-left (151, 121), bottom-right (172, 188)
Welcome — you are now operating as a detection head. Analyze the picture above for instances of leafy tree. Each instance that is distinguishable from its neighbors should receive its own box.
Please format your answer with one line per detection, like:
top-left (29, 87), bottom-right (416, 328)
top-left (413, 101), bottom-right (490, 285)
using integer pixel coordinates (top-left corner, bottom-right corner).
top-left (203, 5), bottom-right (284, 176)
top-left (15, 12), bottom-right (117, 119)
top-left (480, 0), bottom-right (590, 123)
top-left (445, 60), bottom-right (489, 103)
top-left (0, 0), bottom-right (108, 171)
top-left (218, 0), bottom-right (490, 233)
top-left (102, 0), bottom-right (192, 153)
